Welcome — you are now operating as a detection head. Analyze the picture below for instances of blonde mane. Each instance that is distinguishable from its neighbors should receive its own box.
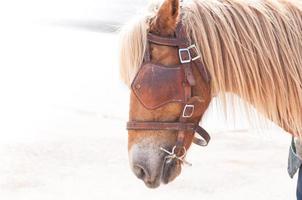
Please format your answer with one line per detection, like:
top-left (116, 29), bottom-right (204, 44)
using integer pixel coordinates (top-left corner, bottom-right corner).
top-left (119, 0), bottom-right (302, 136)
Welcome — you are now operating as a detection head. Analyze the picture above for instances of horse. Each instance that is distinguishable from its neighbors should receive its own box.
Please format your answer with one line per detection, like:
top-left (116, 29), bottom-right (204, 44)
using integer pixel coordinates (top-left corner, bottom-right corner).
top-left (119, 0), bottom-right (302, 188)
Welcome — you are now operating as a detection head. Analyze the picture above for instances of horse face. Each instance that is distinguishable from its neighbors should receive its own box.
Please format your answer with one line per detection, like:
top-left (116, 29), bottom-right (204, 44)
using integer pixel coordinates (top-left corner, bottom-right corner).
top-left (127, 0), bottom-right (211, 188)
top-left (128, 93), bottom-right (184, 188)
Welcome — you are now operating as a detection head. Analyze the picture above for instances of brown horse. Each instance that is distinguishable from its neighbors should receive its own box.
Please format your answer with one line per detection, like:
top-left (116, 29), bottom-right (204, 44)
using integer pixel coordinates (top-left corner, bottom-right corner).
top-left (119, 0), bottom-right (302, 188)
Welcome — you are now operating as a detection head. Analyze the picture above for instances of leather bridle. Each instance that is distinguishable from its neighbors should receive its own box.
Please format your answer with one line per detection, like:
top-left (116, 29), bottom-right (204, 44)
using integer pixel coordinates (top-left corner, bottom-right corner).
top-left (126, 20), bottom-right (211, 163)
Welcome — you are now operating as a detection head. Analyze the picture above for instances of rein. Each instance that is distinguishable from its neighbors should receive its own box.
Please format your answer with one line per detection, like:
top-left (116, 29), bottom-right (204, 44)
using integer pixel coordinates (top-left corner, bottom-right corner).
top-left (127, 19), bottom-right (211, 165)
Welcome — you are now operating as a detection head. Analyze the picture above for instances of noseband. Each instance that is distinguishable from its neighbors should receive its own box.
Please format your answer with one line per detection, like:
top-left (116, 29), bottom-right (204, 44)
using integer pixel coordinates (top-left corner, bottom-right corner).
top-left (127, 20), bottom-right (211, 164)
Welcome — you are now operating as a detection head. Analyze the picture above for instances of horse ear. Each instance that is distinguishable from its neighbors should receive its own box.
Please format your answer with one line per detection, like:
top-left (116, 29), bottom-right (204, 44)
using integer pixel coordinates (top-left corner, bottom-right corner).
top-left (151, 0), bottom-right (180, 36)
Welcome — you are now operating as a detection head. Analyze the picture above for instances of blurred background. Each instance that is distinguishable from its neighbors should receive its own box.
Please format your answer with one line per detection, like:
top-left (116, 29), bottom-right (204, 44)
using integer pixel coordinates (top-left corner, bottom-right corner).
top-left (0, 0), bottom-right (296, 199)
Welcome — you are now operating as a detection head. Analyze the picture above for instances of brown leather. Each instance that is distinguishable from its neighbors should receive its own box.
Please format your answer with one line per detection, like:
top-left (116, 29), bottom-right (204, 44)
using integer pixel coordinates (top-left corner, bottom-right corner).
top-left (132, 63), bottom-right (186, 110)
top-left (144, 42), bottom-right (151, 62)
top-left (147, 33), bottom-right (186, 47)
top-left (176, 21), bottom-right (196, 86)
top-left (147, 26), bottom-right (210, 83)
top-left (127, 122), bottom-right (196, 131)
top-left (127, 17), bottom-right (211, 159)
top-left (193, 126), bottom-right (211, 146)
top-left (189, 47), bottom-right (210, 83)
top-left (127, 122), bottom-right (210, 146)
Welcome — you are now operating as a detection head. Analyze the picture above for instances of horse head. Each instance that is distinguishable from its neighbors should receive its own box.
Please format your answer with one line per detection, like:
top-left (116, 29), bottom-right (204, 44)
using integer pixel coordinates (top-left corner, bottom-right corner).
top-left (124, 0), bottom-right (212, 188)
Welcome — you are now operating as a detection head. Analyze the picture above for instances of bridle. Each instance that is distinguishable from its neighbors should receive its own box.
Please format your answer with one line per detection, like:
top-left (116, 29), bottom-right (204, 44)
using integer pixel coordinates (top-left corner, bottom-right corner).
top-left (126, 18), bottom-right (211, 165)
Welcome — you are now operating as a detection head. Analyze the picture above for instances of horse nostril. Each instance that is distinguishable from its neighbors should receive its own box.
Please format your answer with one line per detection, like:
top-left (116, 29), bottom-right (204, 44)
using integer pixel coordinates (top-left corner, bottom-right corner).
top-left (133, 165), bottom-right (147, 180)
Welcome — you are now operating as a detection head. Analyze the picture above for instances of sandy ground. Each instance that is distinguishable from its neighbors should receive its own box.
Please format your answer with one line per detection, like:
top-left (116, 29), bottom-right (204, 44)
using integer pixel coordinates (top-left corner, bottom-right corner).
top-left (0, 0), bottom-right (298, 199)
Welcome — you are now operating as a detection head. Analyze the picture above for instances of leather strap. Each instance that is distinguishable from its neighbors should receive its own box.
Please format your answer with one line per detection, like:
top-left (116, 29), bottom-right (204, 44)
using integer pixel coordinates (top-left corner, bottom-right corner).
top-left (144, 42), bottom-right (151, 62)
top-left (173, 20), bottom-right (196, 154)
top-left (127, 122), bottom-right (196, 131)
top-left (176, 21), bottom-right (196, 87)
top-left (194, 126), bottom-right (211, 146)
top-left (147, 33), bottom-right (186, 47)
top-left (189, 47), bottom-right (210, 83)
top-left (127, 122), bottom-right (210, 146)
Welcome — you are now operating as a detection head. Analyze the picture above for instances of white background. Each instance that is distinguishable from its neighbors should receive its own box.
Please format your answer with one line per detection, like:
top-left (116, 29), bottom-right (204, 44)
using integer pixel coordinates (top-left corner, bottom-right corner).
top-left (0, 0), bottom-right (296, 199)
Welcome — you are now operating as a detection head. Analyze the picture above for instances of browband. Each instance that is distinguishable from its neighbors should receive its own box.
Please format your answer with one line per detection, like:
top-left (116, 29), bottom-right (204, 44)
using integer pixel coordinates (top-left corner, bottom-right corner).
top-left (147, 33), bottom-right (186, 47)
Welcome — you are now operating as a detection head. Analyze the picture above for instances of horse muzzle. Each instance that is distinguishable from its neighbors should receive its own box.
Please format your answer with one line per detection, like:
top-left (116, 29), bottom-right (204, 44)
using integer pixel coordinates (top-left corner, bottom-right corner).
top-left (129, 141), bottom-right (182, 188)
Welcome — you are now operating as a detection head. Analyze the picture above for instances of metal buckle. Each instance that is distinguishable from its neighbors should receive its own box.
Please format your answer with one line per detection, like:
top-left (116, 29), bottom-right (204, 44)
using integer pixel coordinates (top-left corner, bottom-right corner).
top-left (188, 44), bottom-right (201, 61)
top-left (178, 48), bottom-right (191, 64)
top-left (182, 104), bottom-right (194, 118)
